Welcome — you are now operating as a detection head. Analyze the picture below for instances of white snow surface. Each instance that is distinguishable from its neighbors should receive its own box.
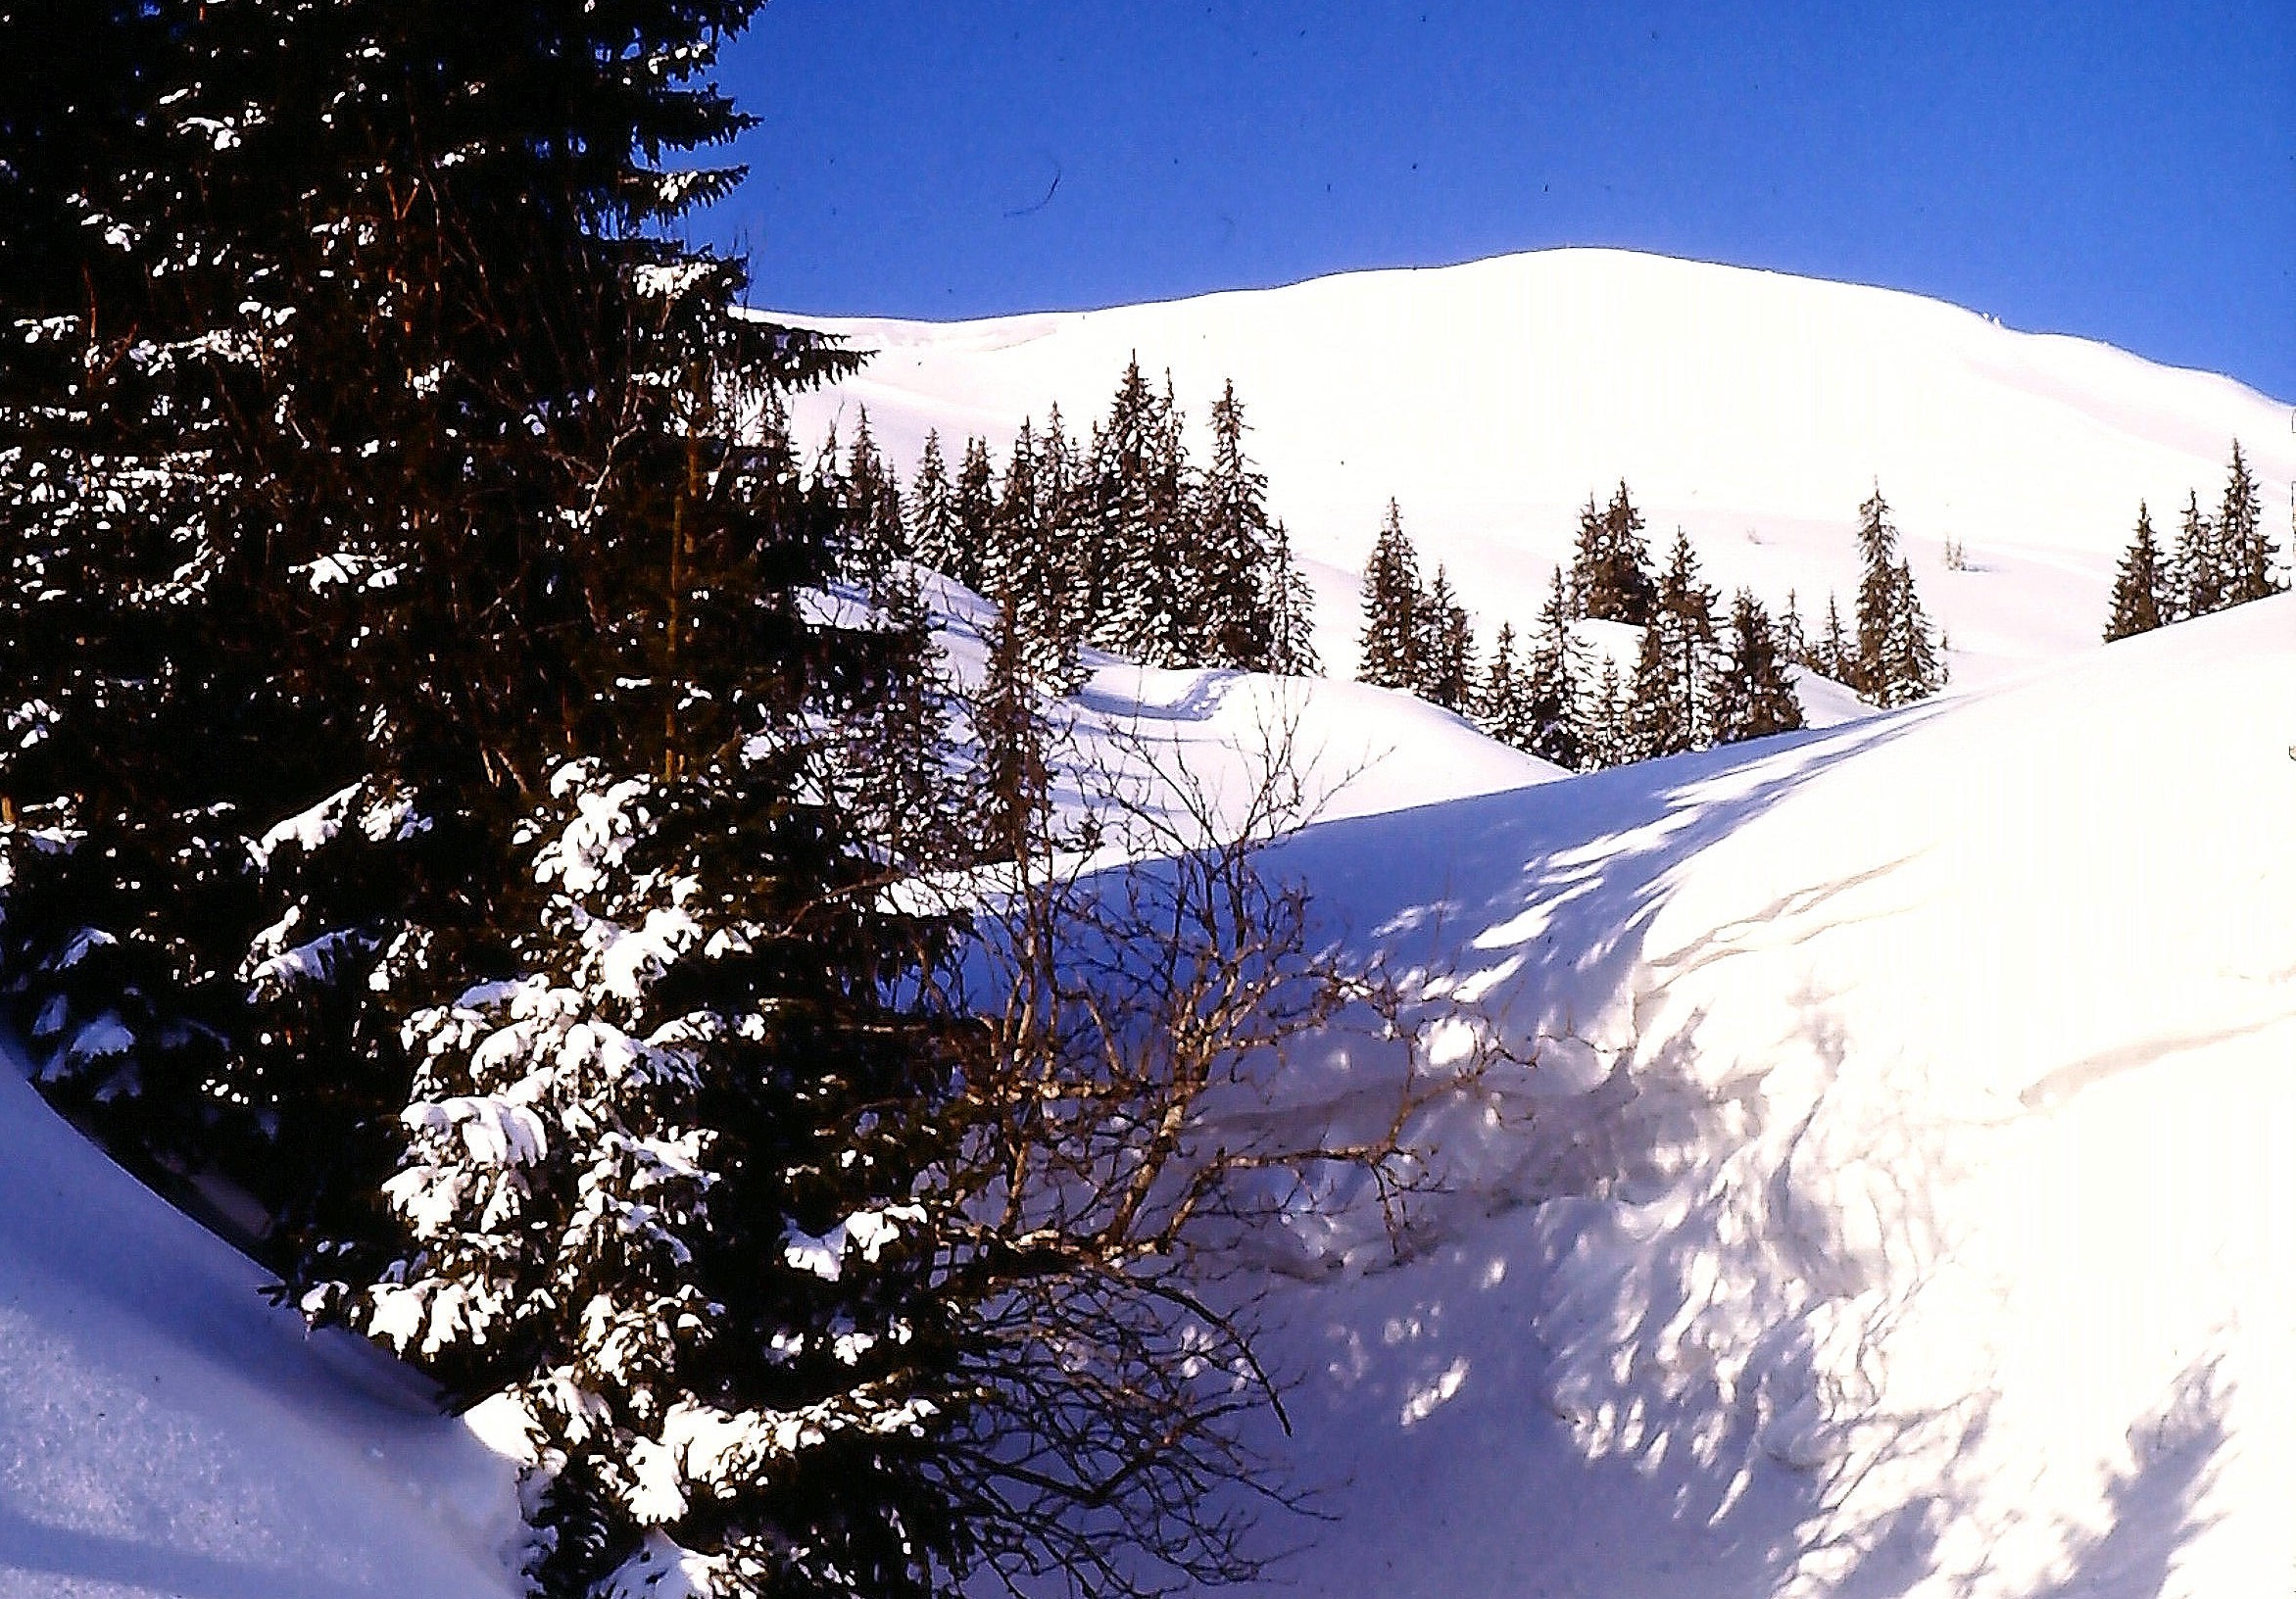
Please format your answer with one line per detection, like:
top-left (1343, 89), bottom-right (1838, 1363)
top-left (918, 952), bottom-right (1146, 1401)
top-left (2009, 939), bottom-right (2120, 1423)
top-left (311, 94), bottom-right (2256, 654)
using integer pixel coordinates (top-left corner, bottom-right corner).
top-left (1198, 593), bottom-right (2296, 1597)
top-left (0, 1040), bottom-right (523, 1597)
top-left (772, 248), bottom-right (2296, 693)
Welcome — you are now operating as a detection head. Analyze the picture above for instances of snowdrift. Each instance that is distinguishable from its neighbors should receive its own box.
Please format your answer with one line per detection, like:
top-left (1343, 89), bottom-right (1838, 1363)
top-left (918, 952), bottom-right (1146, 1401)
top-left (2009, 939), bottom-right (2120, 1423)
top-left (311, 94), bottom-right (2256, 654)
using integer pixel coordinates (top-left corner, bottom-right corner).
top-left (1220, 592), bottom-right (2296, 1597)
top-left (0, 1042), bottom-right (521, 1597)
top-left (771, 248), bottom-right (2296, 692)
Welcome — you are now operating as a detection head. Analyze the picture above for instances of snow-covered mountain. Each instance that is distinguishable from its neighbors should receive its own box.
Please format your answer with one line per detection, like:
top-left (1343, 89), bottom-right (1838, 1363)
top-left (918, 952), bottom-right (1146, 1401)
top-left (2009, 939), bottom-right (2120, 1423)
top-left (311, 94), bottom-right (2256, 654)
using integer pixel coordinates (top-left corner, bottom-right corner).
top-left (773, 248), bottom-right (2296, 689)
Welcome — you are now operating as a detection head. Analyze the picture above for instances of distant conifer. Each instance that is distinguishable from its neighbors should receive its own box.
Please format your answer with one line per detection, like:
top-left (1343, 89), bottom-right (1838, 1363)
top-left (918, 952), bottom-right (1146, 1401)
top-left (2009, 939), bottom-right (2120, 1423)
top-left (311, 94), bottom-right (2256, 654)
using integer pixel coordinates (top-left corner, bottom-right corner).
top-left (1569, 481), bottom-right (1659, 625)
top-left (1357, 501), bottom-right (1423, 691)
top-left (2169, 489), bottom-right (2219, 621)
top-left (2218, 440), bottom-right (2280, 606)
top-left (1263, 520), bottom-right (1322, 676)
top-left (1418, 564), bottom-right (1476, 712)
top-left (1712, 590), bottom-right (1806, 743)
top-left (905, 430), bottom-right (959, 577)
top-left (951, 434), bottom-right (998, 592)
top-left (1523, 568), bottom-right (1585, 769)
top-left (2103, 503), bottom-right (2168, 641)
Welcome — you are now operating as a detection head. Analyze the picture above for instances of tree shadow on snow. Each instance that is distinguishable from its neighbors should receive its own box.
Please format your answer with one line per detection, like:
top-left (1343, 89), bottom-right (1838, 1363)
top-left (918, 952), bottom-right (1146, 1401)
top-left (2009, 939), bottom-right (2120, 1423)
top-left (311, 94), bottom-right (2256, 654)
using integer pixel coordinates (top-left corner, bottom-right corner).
top-left (1208, 705), bottom-right (2235, 1595)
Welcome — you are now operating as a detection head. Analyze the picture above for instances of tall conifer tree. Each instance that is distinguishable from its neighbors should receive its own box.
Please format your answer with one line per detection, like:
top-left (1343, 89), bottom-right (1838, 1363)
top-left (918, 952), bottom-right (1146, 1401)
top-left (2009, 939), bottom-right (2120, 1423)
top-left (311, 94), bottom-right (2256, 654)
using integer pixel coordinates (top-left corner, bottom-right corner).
top-left (1356, 501), bottom-right (1423, 691)
top-left (2218, 440), bottom-right (2279, 606)
top-left (951, 434), bottom-right (998, 593)
top-left (2169, 489), bottom-right (2219, 621)
top-left (2104, 503), bottom-right (2168, 641)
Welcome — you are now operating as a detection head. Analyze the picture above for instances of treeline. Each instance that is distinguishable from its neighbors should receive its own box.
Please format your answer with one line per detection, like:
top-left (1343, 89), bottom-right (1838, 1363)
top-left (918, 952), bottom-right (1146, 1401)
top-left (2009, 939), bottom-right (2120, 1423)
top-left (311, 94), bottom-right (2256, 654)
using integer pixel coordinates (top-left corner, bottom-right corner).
top-left (2104, 441), bottom-right (2285, 641)
top-left (829, 360), bottom-right (1319, 686)
top-left (1358, 482), bottom-right (1945, 770)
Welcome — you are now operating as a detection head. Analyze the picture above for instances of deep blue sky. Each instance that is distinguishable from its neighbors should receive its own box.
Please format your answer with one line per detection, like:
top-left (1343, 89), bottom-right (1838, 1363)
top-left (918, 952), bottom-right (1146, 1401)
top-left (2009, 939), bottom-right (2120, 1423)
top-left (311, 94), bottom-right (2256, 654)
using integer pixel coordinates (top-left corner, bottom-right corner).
top-left (698, 1), bottom-right (2296, 401)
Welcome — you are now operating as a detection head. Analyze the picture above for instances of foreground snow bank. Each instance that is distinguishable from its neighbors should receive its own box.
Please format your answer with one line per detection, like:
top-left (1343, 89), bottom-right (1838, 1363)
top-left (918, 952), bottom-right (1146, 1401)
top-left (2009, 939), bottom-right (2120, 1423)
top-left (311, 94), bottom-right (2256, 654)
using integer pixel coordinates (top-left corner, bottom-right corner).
top-left (1235, 593), bottom-right (2296, 1597)
top-left (0, 1044), bottom-right (521, 1597)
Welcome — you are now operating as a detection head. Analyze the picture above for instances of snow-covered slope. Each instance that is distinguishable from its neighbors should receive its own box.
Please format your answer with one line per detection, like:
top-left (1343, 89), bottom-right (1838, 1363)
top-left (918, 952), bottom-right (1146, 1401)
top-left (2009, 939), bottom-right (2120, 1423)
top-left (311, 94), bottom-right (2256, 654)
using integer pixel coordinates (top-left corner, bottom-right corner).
top-left (922, 576), bottom-right (1564, 838)
top-left (1212, 592), bottom-right (2296, 1596)
top-left (0, 1044), bottom-right (521, 1597)
top-left (774, 249), bottom-right (2296, 691)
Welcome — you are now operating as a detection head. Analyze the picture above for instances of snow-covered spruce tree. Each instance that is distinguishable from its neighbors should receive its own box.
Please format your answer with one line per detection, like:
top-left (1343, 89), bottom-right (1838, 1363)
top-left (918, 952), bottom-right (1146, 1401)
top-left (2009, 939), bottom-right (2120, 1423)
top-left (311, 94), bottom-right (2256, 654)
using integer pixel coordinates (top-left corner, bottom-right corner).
top-left (1522, 569), bottom-right (1585, 770)
top-left (1850, 486), bottom-right (1941, 706)
top-left (1192, 379), bottom-right (1282, 669)
top-left (1356, 500), bottom-right (1424, 691)
top-left (1625, 530), bottom-right (1720, 760)
top-left (1001, 408), bottom-right (1090, 691)
top-left (2217, 440), bottom-right (2280, 607)
top-left (1262, 520), bottom-right (1323, 677)
top-left (904, 431), bottom-right (960, 582)
top-left (1779, 589), bottom-right (1809, 668)
top-left (2104, 502), bottom-right (2168, 642)
top-left (1417, 565), bottom-right (1476, 713)
top-left (1569, 481), bottom-right (1658, 626)
top-left (1086, 357), bottom-right (1188, 662)
top-left (2168, 489), bottom-right (2217, 623)
top-left (1711, 590), bottom-right (1805, 744)
top-left (1477, 624), bottom-right (1536, 750)
top-left (1877, 557), bottom-right (1941, 705)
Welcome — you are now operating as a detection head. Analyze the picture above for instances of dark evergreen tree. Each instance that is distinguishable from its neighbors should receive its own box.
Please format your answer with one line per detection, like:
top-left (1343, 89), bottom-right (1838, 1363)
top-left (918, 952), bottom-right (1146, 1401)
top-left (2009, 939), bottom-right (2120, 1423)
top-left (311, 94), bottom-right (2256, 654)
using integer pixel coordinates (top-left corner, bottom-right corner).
top-left (0, 0), bottom-right (281, 1182)
top-left (951, 433), bottom-right (998, 594)
top-left (1569, 481), bottom-right (1658, 625)
top-left (1093, 360), bottom-right (1202, 660)
top-left (1711, 591), bottom-right (1806, 744)
top-left (0, 5), bottom-right (1023, 1592)
top-left (974, 412), bottom-right (1083, 688)
top-left (2217, 440), bottom-right (2279, 606)
top-left (969, 595), bottom-right (1058, 865)
top-left (1356, 501), bottom-right (1423, 692)
top-left (1580, 657), bottom-right (1630, 771)
top-left (1779, 589), bottom-right (1809, 668)
top-left (1017, 406), bottom-right (1091, 687)
top-left (1851, 486), bottom-right (1940, 706)
top-left (1815, 593), bottom-right (1851, 681)
top-left (1193, 380), bottom-right (1281, 669)
top-left (2103, 502), bottom-right (2168, 641)
top-left (844, 406), bottom-right (905, 577)
top-left (1522, 569), bottom-right (1585, 770)
top-left (1477, 624), bottom-right (1534, 750)
top-left (1876, 558), bottom-right (1940, 707)
top-left (1625, 530), bottom-right (1720, 759)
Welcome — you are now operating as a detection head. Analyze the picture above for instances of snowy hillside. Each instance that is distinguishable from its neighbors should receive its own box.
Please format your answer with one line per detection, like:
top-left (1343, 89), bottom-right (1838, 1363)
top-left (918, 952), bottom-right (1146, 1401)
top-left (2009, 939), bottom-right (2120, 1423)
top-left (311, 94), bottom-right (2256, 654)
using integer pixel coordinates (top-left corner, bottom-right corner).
top-left (1201, 592), bottom-right (2296, 1597)
top-left (7, 588), bottom-right (2287, 1596)
top-left (918, 576), bottom-right (1562, 839)
top-left (0, 1042), bottom-right (522, 1597)
top-left (773, 249), bottom-right (2296, 690)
